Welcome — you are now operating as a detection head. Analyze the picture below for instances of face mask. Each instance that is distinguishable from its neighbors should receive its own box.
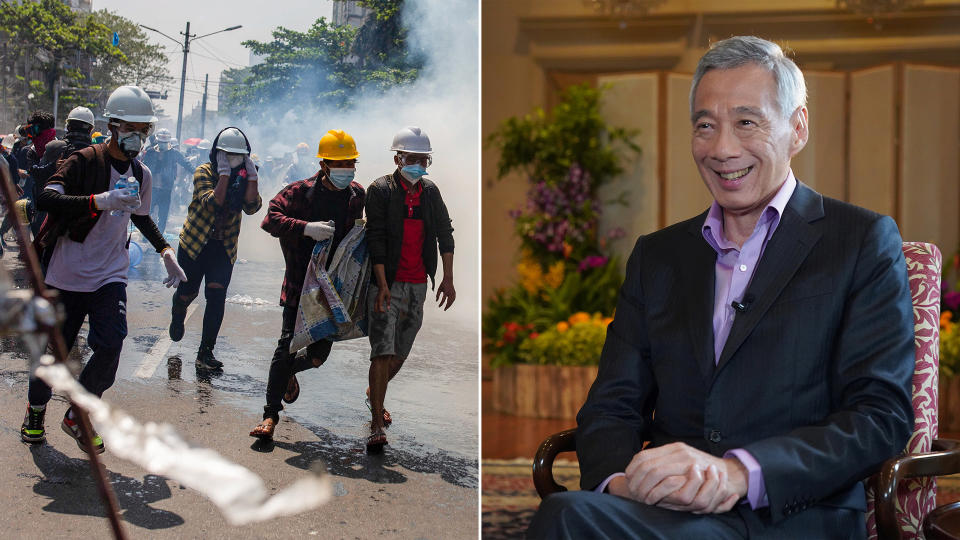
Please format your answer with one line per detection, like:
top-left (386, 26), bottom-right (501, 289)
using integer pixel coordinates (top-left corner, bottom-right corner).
top-left (117, 131), bottom-right (146, 158)
top-left (226, 154), bottom-right (244, 168)
top-left (157, 142), bottom-right (170, 151)
top-left (328, 168), bottom-right (355, 189)
top-left (400, 164), bottom-right (427, 183)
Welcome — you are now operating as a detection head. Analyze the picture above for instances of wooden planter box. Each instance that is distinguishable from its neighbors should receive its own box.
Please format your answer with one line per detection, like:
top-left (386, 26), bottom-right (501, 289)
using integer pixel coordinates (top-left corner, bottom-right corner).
top-left (940, 374), bottom-right (960, 433)
top-left (492, 364), bottom-right (598, 419)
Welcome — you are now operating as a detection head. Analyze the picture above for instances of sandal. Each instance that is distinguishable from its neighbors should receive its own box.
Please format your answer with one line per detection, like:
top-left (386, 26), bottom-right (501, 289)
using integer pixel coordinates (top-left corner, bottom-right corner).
top-left (366, 429), bottom-right (387, 453)
top-left (249, 418), bottom-right (276, 440)
top-left (365, 397), bottom-right (392, 427)
top-left (283, 375), bottom-right (300, 404)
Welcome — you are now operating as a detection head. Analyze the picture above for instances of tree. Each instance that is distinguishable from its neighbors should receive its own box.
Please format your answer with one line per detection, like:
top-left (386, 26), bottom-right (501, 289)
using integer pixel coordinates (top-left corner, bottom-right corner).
top-left (220, 0), bottom-right (423, 121)
top-left (353, 0), bottom-right (423, 91)
top-left (90, 10), bottom-right (170, 92)
top-left (0, 0), bottom-right (124, 118)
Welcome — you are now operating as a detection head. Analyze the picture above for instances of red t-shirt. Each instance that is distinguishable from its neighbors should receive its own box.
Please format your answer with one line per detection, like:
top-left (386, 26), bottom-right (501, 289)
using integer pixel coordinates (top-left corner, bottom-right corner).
top-left (395, 179), bottom-right (428, 283)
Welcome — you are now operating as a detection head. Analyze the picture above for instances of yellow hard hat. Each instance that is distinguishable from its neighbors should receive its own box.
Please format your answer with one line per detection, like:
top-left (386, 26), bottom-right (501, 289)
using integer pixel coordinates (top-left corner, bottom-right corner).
top-left (316, 130), bottom-right (359, 160)
top-left (92, 131), bottom-right (103, 138)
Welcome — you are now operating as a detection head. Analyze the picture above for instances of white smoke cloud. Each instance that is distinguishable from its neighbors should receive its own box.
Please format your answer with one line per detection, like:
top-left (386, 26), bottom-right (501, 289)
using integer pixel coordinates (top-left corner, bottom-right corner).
top-left (229, 0), bottom-right (478, 325)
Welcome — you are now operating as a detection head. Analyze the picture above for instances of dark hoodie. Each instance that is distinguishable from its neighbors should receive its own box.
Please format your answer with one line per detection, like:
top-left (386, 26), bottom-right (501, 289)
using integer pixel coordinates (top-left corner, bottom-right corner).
top-left (209, 126), bottom-right (253, 212)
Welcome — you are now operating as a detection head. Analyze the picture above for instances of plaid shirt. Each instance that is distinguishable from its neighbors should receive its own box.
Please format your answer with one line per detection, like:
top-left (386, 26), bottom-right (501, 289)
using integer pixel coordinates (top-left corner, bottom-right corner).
top-left (179, 162), bottom-right (262, 263)
top-left (261, 172), bottom-right (365, 307)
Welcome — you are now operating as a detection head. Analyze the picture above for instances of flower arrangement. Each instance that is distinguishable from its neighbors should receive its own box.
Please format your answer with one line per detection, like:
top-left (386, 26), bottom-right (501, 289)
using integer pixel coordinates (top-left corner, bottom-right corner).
top-left (483, 83), bottom-right (639, 368)
top-left (516, 312), bottom-right (612, 366)
top-left (941, 251), bottom-right (960, 378)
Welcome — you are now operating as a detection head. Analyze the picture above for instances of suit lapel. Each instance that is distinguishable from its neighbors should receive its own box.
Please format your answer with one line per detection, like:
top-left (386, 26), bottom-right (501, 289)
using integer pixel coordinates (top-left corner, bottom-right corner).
top-left (682, 213), bottom-right (719, 381)
top-left (716, 183), bottom-right (825, 373)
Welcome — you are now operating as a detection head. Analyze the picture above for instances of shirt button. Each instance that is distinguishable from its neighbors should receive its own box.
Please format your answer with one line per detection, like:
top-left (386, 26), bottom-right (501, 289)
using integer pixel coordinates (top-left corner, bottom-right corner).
top-left (709, 430), bottom-right (722, 443)
top-left (739, 264), bottom-right (747, 272)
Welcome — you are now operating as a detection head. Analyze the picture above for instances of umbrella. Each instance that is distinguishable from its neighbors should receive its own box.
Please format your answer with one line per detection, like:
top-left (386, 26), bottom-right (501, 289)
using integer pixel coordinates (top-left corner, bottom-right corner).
top-left (182, 137), bottom-right (203, 146)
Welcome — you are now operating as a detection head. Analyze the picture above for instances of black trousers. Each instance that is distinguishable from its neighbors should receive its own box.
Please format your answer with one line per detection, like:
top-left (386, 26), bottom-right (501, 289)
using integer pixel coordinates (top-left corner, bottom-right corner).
top-left (28, 282), bottom-right (127, 406)
top-left (151, 187), bottom-right (173, 233)
top-left (263, 305), bottom-right (333, 421)
top-left (175, 240), bottom-right (233, 348)
top-left (527, 491), bottom-right (866, 540)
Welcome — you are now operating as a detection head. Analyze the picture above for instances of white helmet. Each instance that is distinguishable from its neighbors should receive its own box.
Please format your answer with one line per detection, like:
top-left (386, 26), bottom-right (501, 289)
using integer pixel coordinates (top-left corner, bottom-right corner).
top-left (66, 106), bottom-right (95, 127)
top-left (390, 126), bottom-right (432, 153)
top-left (196, 139), bottom-right (212, 151)
top-left (155, 128), bottom-right (172, 143)
top-left (215, 127), bottom-right (249, 154)
top-left (103, 85), bottom-right (158, 124)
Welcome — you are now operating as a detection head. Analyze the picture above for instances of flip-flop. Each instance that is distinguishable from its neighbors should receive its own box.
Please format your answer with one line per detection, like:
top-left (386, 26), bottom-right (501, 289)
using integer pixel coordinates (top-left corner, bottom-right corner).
top-left (366, 429), bottom-right (387, 453)
top-left (364, 397), bottom-right (392, 427)
top-left (283, 375), bottom-right (300, 404)
top-left (249, 419), bottom-right (275, 440)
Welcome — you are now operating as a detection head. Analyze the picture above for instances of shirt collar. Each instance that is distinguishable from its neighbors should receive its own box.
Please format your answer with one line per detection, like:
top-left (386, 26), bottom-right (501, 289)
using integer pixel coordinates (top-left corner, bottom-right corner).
top-left (701, 170), bottom-right (797, 253)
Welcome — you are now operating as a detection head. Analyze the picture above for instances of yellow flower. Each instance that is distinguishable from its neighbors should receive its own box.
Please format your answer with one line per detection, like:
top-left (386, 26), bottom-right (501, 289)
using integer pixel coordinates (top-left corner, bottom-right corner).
top-left (545, 261), bottom-right (565, 289)
top-left (516, 257), bottom-right (543, 294)
top-left (556, 321), bottom-right (570, 333)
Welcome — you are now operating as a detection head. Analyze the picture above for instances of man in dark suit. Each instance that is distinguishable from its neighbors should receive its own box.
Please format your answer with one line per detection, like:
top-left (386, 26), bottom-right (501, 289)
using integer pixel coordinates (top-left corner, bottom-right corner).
top-left (528, 36), bottom-right (914, 539)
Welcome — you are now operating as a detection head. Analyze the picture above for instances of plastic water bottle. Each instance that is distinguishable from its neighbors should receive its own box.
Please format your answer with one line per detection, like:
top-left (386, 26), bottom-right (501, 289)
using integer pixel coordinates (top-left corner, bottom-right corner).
top-left (111, 176), bottom-right (140, 216)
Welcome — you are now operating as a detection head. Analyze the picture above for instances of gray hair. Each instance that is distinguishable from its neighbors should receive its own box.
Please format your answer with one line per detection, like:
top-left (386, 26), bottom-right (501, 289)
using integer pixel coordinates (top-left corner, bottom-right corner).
top-left (690, 36), bottom-right (807, 119)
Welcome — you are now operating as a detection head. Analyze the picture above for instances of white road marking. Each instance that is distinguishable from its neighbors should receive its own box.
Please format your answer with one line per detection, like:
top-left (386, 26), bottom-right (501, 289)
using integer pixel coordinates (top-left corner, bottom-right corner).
top-left (135, 303), bottom-right (199, 378)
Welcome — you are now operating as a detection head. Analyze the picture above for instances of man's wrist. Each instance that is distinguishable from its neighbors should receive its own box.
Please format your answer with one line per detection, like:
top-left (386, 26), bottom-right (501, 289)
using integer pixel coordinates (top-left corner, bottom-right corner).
top-left (722, 457), bottom-right (749, 498)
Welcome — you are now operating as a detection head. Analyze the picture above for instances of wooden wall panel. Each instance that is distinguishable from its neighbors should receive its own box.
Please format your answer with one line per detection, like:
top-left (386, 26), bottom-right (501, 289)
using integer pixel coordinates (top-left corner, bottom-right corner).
top-left (794, 72), bottom-right (846, 201)
top-left (666, 73), bottom-right (713, 225)
top-left (848, 66), bottom-right (896, 217)
top-left (900, 65), bottom-right (960, 251)
top-left (597, 73), bottom-right (660, 263)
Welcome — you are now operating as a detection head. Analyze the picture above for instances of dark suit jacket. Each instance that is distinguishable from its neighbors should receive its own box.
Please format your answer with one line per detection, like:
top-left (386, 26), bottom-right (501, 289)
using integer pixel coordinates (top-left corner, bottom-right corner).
top-left (576, 182), bottom-right (915, 529)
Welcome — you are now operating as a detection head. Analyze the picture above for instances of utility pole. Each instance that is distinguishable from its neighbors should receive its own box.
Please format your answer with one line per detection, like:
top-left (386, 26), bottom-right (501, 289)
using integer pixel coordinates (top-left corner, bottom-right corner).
top-left (175, 21), bottom-right (191, 142)
top-left (200, 73), bottom-right (208, 139)
top-left (139, 22), bottom-right (241, 142)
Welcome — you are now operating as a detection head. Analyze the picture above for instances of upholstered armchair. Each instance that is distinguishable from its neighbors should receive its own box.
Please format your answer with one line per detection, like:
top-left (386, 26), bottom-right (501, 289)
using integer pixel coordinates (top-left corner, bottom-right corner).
top-left (533, 242), bottom-right (960, 539)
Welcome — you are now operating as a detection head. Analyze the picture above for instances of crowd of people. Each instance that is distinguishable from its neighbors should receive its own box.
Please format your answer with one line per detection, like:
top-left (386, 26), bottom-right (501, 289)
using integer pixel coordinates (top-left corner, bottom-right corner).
top-left (3, 83), bottom-right (456, 455)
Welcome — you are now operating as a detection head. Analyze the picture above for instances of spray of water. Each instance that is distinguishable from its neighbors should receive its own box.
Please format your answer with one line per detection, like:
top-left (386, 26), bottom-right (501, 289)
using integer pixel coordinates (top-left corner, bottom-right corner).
top-left (223, 0), bottom-right (478, 326)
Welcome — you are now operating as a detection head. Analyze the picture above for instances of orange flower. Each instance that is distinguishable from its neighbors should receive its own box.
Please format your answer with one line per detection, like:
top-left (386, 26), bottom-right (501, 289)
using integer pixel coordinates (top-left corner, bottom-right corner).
top-left (563, 242), bottom-right (573, 258)
top-left (556, 321), bottom-right (570, 333)
top-left (568, 312), bottom-right (590, 325)
top-left (602, 317), bottom-right (614, 326)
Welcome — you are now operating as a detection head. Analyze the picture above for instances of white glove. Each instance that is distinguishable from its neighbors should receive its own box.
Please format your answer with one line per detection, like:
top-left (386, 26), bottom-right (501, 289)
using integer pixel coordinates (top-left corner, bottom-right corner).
top-left (244, 155), bottom-right (259, 182)
top-left (303, 220), bottom-right (335, 241)
top-left (161, 249), bottom-right (188, 288)
top-left (94, 188), bottom-right (140, 212)
top-left (216, 150), bottom-right (232, 176)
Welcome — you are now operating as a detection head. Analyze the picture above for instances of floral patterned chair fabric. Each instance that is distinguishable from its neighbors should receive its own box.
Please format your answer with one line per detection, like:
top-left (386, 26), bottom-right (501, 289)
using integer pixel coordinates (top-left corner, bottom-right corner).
top-left (534, 242), bottom-right (960, 540)
top-left (865, 242), bottom-right (941, 539)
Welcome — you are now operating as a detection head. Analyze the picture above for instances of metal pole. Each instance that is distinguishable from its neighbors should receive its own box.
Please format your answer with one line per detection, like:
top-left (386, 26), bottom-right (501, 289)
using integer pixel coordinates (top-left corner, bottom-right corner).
top-left (175, 21), bottom-right (191, 141)
top-left (200, 74), bottom-right (208, 139)
top-left (0, 158), bottom-right (129, 540)
top-left (52, 75), bottom-right (59, 126)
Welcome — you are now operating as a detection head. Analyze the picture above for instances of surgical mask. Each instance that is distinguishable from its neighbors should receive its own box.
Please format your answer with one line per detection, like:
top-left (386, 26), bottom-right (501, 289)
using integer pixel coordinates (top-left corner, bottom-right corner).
top-left (226, 154), bottom-right (244, 168)
top-left (400, 164), bottom-right (427, 183)
top-left (328, 168), bottom-right (355, 189)
top-left (118, 131), bottom-right (146, 158)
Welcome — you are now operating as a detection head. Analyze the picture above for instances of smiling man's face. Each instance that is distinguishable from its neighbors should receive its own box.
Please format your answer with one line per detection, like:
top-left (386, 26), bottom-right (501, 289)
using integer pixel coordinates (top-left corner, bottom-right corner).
top-left (691, 63), bottom-right (807, 220)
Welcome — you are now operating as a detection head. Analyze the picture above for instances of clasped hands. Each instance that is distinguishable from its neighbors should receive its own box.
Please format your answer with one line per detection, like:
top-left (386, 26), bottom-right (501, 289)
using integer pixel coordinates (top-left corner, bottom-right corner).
top-left (607, 442), bottom-right (748, 514)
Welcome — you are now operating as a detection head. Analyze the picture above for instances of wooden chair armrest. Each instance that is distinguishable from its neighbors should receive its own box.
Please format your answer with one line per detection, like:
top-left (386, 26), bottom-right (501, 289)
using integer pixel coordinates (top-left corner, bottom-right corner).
top-left (533, 428), bottom-right (577, 499)
top-left (875, 438), bottom-right (960, 539)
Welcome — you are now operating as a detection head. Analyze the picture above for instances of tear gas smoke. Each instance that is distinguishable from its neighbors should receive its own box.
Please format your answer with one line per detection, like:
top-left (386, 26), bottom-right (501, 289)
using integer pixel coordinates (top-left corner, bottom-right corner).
top-left (225, 0), bottom-right (478, 326)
